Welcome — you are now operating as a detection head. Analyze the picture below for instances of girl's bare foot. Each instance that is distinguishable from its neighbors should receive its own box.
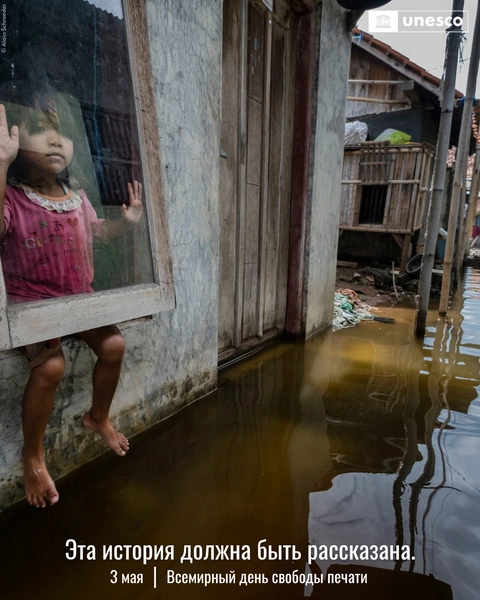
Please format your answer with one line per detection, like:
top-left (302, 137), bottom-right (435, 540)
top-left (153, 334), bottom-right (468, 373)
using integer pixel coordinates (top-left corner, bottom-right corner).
top-left (22, 454), bottom-right (59, 508)
top-left (81, 411), bottom-right (129, 456)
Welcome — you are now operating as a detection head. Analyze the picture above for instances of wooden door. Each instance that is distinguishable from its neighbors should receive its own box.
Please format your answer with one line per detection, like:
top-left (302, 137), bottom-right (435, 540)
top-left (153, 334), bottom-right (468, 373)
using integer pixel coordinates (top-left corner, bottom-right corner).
top-left (219, 0), bottom-right (296, 362)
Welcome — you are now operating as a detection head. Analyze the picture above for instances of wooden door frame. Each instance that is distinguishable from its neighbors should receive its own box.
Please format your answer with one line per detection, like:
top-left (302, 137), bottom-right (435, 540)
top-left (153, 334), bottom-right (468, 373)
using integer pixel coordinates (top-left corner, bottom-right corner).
top-left (234, 0), bottom-right (300, 349)
top-left (285, 0), bottom-right (316, 338)
top-left (232, 0), bottom-right (248, 349)
top-left (220, 0), bottom-right (316, 360)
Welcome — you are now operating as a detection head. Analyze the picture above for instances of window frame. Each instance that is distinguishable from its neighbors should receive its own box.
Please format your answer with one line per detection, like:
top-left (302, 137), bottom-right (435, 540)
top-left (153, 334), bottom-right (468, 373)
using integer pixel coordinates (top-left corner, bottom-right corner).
top-left (0, 0), bottom-right (175, 351)
top-left (358, 184), bottom-right (388, 226)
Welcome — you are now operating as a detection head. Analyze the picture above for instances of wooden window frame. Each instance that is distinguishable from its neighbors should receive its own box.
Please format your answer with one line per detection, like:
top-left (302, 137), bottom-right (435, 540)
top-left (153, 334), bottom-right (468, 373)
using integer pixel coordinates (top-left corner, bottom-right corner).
top-left (0, 0), bottom-right (175, 351)
top-left (358, 184), bottom-right (388, 226)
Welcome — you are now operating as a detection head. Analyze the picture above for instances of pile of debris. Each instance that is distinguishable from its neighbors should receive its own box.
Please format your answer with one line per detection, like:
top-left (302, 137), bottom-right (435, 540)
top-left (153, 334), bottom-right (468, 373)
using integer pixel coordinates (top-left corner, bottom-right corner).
top-left (336, 261), bottom-right (443, 301)
top-left (359, 266), bottom-right (420, 294)
top-left (333, 288), bottom-right (395, 331)
top-left (333, 288), bottom-right (374, 330)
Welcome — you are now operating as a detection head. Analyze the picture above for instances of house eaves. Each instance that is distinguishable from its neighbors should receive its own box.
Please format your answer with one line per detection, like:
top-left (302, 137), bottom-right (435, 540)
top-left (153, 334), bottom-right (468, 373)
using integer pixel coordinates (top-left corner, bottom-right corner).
top-left (352, 28), bottom-right (463, 100)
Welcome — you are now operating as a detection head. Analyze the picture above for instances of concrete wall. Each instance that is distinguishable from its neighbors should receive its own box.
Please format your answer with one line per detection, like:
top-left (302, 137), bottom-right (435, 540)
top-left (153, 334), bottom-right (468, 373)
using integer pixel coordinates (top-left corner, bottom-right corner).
top-left (0, 0), bottom-right (354, 509)
top-left (0, 0), bottom-right (222, 510)
top-left (303, 0), bottom-right (351, 337)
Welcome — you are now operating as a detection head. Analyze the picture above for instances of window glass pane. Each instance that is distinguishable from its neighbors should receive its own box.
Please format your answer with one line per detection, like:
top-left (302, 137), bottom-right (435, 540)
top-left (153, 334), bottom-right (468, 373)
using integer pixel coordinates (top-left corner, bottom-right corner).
top-left (0, 0), bottom-right (155, 304)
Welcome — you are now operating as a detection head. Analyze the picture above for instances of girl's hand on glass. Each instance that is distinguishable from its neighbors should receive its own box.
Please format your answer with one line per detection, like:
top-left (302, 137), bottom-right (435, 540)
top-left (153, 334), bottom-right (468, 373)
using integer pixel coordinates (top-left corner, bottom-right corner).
top-left (121, 181), bottom-right (143, 226)
top-left (0, 104), bottom-right (19, 169)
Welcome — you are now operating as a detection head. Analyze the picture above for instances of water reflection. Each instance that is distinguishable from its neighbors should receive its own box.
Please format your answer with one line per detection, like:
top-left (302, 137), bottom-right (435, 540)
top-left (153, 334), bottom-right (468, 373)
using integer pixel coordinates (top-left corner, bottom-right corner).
top-left (307, 266), bottom-right (480, 599)
top-left (0, 267), bottom-right (479, 599)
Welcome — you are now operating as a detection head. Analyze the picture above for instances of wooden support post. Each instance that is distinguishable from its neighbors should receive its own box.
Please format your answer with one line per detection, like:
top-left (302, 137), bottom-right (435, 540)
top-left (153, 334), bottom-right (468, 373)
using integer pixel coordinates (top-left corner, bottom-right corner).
top-left (392, 233), bottom-right (404, 249)
top-left (400, 234), bottom-right (412, 273)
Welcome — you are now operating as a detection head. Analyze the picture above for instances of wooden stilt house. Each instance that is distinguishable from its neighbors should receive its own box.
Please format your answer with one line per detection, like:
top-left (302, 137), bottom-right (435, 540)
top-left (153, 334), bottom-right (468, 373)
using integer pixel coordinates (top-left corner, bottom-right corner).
top-left (339, 28), bottom-right (476, 271)
top-left (340, 141), bottom-right (435, 271)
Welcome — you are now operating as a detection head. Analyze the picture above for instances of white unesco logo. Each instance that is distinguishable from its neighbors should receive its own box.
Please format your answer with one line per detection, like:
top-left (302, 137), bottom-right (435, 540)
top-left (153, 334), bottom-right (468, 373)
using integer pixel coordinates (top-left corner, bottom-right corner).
top-left (368, 10), bottom-right (468, 34)
top-left (368, 10), bottom-right (399, 33)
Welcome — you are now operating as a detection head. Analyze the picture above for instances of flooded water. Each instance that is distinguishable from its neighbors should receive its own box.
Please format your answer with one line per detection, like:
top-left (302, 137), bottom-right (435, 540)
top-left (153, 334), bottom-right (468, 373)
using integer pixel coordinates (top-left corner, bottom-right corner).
top-left (1, 263), bottom-right (480, 599)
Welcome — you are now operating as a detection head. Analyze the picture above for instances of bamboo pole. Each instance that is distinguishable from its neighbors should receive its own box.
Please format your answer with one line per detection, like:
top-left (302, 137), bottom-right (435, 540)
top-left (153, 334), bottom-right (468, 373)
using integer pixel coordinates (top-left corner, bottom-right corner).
top-left (439, 3), bottom-right (480, 314)
top-left (463, 187), bottom-right (477, 253)
top-left (347, 96), bottom-right (409, 104)
top-left (415, 0), bottom-right (465, 337)
top-left (348, 80), bottom-right (406, 85)
top-left (449, 152), bottom-right (472, 285)
top-left (454, 159), bottom-right (470, 274)
top-left (461, 148), bottom-right (480, 258)
top-left (457, 149), bottom-right (480, 268)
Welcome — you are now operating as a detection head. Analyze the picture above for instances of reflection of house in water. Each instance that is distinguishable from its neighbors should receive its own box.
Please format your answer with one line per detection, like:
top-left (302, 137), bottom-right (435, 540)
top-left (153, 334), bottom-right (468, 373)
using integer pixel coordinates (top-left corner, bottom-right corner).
top-left (307, 413), bottom-right (476, 600)
top-left (305, 282), bottom-right (480, 599)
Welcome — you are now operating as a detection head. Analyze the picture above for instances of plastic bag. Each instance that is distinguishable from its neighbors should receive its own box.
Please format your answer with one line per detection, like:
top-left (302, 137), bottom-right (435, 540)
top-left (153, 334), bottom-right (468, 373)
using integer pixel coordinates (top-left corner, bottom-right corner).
top-left (375, 128), bottom-right (412, 144)
top-left (345, 121), bottom-right (368, 146)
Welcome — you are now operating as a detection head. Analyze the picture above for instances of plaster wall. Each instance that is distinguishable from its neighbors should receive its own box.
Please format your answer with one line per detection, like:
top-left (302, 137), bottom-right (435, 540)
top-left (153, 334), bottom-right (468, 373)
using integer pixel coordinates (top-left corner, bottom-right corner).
top-left (303, 0), bottom-right (351, 337)
top-left (0, 0), bottom-right (222, 509)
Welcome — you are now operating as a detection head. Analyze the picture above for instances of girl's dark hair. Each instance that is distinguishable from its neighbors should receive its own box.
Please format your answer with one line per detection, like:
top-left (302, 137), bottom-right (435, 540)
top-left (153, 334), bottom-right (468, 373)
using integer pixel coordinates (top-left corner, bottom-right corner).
top-left (2, 83), bottom-right (81, 187)
top-left (4, 83), bottom-right (79, 137)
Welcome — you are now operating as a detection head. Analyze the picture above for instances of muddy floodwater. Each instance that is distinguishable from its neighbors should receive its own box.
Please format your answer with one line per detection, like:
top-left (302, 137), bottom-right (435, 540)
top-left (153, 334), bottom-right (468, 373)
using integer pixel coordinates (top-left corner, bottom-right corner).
top-left (1, 264), bottom-right (480, 600)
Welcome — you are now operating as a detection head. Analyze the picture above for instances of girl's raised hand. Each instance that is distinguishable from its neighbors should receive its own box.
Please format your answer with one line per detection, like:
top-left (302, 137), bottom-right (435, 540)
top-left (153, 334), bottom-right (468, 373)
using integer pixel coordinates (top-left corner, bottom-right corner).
top-left (0, 104), bottom-right (19, 168)
top-left (121, 181), bottom-right (144, 226)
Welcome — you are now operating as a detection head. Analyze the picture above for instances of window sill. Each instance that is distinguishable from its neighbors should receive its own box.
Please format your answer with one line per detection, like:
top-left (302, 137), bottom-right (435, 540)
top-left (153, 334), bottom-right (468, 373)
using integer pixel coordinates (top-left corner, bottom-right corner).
top-left (0, 314), bottom-right (154, 362)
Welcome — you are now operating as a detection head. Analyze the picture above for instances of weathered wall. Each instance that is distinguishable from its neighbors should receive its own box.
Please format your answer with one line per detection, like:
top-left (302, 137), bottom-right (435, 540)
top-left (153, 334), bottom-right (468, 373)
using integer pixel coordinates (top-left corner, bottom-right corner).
top-left (0, 0), bottom-right (222, 509)
top-left (347, 44), bottom-right (411, 120)
top-left (303, 0), bottom-right (351, 337)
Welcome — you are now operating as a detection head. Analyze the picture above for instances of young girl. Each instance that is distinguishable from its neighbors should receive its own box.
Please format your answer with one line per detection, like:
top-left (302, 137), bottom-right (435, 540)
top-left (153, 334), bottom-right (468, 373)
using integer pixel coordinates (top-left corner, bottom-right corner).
top-left (0, 90), bottom-right (143, 508)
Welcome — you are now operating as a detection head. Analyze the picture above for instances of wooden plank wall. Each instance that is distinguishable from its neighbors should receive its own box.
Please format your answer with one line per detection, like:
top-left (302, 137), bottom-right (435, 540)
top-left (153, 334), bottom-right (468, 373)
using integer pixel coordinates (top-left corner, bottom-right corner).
top-left (263, 20), bottom-right (291, 332)
top-left (340, 154), bottom-right (360, 227)
top-left (347, 45), bottom-right (410, 119)
top-left (218, 0), bottom-right (240, 351)
top-left (242, 1), bottom-right (266, 340)
top-left (218, 0), bottom-right (295, 358)
top-left (340, 145), bottom-right (435, 233)
top-left (413, 151), bottom-right (434, 230)
top-left (386, 149), bottom-right (421, 230)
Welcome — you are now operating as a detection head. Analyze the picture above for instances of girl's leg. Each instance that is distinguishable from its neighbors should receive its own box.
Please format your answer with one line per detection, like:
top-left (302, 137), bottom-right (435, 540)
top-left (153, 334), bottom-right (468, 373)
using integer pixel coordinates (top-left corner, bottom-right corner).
top-left (78, 325), bottom-right (129, 456)
top-left (22, 349), bottom-right (65, 508)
